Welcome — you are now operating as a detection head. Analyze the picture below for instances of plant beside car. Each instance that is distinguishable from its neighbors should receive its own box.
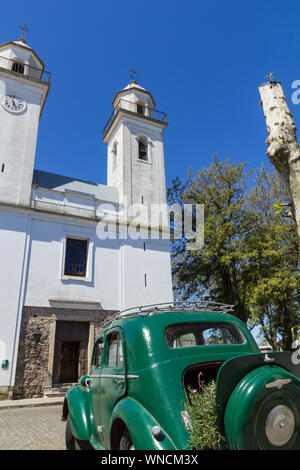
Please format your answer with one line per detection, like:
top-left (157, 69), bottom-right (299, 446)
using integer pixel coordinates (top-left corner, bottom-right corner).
top-left (185, 379), bottom-right (226, 450)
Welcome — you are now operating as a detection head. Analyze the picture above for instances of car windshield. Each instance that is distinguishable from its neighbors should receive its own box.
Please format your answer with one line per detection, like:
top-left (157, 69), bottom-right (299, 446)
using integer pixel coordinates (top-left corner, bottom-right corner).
top-left (165, 322), bottom-right (245, 348)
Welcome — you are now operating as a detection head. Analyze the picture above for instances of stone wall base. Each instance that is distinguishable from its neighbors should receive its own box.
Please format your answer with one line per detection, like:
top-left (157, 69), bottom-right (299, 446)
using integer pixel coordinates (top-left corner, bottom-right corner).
top-left (12, 306), bottom-right (115, 399)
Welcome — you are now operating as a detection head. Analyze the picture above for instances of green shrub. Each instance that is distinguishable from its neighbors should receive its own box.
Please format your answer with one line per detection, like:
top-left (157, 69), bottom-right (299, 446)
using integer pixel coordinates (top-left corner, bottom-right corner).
top-left (185, 378), bottom-right (226, 450)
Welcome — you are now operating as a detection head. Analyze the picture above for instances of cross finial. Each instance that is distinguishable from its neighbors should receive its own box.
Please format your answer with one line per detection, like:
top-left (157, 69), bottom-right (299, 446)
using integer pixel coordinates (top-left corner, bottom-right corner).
top-left (19, 24), bottom-right (29, 41)
top-left (130, 69), bottom-right (137, 81)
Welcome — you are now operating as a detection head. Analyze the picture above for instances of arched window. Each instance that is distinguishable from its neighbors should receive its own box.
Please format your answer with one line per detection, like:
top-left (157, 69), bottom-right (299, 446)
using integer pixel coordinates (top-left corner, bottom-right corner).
top-left (112, 141), bottom-right (118, 170)
top-left (136, 101), bottom-right (144, 115)
top-left (138, 138), bottom-right (148, 161)
top-left (11, 58), bottom-right (25, 75)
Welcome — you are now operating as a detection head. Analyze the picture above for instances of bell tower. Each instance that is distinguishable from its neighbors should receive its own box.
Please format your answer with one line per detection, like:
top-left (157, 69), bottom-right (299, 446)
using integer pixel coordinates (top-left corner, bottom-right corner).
top-left (0, 36), bottom-right (50, 206)
top-left (103, 80), bottom-right (168, 215)
top-left (103, 80), bottom-right (173, 310)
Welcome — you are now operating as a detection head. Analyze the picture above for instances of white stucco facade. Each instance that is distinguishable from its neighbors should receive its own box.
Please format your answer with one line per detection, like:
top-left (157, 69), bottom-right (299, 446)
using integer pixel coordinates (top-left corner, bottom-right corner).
top-left (0, 39), bottom-right (173, 395)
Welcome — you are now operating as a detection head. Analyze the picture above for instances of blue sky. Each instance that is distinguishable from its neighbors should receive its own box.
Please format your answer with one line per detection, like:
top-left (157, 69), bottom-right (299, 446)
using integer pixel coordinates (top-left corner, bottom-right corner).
top-left (2, 0), bottom-right (300, 189)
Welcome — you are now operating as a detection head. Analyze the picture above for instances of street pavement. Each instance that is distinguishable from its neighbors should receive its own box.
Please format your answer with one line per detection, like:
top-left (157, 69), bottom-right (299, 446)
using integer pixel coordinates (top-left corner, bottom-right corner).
top-left (0, 405), bottom-right (66, 450)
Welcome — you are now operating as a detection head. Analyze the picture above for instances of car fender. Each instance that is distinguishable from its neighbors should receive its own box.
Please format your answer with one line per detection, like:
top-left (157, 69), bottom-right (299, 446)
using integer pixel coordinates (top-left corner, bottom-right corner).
top-left (216, 351), bottom-right (300, 433)
top-left (110, 397), bottom-right (177, 450)
top-left (63, 386), bottom-right (91, 441)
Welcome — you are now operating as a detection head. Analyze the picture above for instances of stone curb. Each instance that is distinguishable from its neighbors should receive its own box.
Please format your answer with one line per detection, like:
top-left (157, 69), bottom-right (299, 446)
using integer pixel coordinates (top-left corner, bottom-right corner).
top-left (0, 397), bottom-right (64, 410)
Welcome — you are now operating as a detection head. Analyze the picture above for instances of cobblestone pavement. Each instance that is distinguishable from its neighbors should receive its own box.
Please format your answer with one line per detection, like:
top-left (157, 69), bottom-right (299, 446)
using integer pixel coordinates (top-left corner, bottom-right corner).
top-left (0, 405), bottom-right (65, 450)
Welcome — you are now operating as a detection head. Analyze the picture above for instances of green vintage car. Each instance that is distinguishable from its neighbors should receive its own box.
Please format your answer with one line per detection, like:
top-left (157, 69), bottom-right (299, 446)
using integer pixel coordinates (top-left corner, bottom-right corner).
top-left (62, 301), bottom-right (300, 450)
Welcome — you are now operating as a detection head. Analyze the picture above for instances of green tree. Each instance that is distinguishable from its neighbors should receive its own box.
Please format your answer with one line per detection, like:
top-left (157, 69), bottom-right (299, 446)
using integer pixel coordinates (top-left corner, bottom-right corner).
top-left (168, 156), bottom-right (253, 323)
top-left (245, 168), bottom-right (299, 350)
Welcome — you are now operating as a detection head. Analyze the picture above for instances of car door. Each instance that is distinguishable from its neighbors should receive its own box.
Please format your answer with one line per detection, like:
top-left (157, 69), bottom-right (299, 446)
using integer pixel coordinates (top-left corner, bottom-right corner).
top-left (99, 328), bottom-right (127, 448)
top-left (89, 335), bottom-right (105, 441)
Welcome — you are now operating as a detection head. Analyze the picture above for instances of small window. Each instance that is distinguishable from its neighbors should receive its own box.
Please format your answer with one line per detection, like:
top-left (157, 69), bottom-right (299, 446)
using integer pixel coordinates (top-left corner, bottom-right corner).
top-left (112, 152), bottom-right (117, 171)
top-left (106, 332), bottom-right (124, 368)
top-left (64, 238), bottom-right (88, 277)
top-left (138, 140), bottom-right (148, 161)
top-left (12, 60), bottom-right (25, 75)
top-left (112, 142), bottom-right (118, 170)
top-left (137, 103), bottom-right (144, 115)
top-left (94, 338), bottom-right (104, 368)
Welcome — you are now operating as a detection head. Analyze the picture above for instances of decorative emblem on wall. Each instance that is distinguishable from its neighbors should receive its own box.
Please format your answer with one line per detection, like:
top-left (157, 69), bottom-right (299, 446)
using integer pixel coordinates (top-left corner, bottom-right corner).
top-left (1, 94), bottom-right (26, 113)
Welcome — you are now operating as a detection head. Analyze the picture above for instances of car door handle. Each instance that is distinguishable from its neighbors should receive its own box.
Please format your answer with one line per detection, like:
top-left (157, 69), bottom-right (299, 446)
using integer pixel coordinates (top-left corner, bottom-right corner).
top-left (116, 380), bottom-right (125, 389)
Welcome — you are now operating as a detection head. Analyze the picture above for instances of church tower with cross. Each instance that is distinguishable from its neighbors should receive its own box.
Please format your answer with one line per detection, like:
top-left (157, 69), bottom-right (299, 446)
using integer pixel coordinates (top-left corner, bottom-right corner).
top-left (103, 77), bottom-right (169, 217)
top-left (0, 29), bottom-right (50, 206)
top-left (102, 77), bottom-right (172, 309)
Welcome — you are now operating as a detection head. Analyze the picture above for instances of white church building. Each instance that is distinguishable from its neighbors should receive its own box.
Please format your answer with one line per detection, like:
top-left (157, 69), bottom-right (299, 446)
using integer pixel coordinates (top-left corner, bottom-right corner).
top-left (0, 36), bottom-right (173, 398)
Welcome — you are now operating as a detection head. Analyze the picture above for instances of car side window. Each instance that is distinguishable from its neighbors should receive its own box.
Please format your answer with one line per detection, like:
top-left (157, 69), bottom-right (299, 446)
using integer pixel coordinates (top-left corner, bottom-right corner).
top-left (105, 331), bottom-right (124, 368)
top-left (93, 337), bottom-right (104, 368)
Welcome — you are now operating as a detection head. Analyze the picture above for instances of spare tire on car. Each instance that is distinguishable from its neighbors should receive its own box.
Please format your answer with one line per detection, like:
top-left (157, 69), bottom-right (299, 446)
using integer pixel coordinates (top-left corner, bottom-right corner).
top-left (224, 365), bottom-right (300, 450)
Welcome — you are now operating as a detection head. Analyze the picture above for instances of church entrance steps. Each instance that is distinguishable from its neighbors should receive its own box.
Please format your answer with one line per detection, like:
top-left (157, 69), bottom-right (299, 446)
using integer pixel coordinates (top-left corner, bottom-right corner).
top-left (43, 383), bottom-right (77, 398)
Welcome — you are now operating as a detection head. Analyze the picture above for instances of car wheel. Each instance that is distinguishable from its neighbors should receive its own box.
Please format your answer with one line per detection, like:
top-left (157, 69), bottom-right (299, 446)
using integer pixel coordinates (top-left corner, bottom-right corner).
top-left (66, 415), bottom-right (76, 450)
top-left (119, 428), bottom-right (135, 450)
top-left (65, 415), bottom-right (85, 450)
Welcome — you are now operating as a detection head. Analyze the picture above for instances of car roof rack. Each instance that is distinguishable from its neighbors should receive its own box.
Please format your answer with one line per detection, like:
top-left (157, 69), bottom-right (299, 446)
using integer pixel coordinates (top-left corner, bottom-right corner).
top-left (102, 300), bottom-right (235, 328)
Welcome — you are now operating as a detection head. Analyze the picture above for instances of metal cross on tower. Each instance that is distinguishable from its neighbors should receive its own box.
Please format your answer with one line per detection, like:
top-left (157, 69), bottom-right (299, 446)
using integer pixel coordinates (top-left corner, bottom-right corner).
top-left (130, 69), bottom-right (137, 81)
top-left (19, 24), bottom-right (29, 40)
